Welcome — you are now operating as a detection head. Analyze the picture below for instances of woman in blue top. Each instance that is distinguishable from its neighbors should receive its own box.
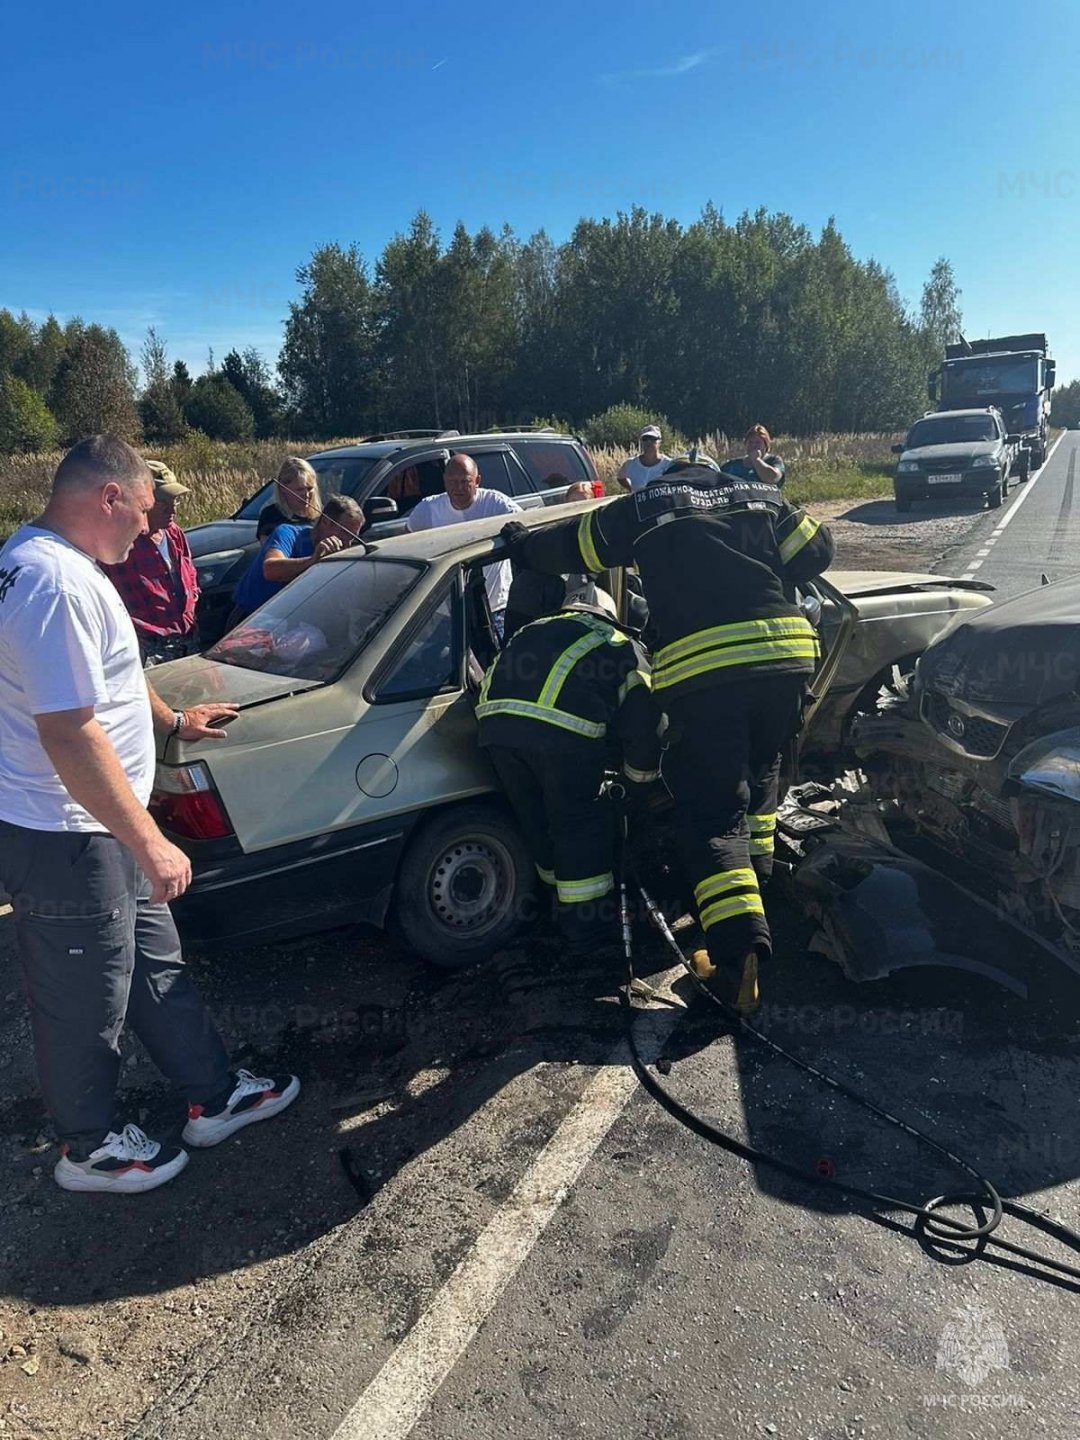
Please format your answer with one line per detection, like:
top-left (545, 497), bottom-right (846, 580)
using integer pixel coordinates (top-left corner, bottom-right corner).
top-left (228, 457), bottom-right (323, 622)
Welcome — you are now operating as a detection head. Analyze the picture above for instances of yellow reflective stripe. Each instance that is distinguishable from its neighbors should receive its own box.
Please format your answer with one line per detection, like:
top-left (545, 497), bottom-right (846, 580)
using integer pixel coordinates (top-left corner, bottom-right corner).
top-left (654, 640), bottom-right (819, 692)
top-left (779, 513), bottom-right (820, 564)
top-left (536, 864), bottom-right (556, 886)
top-left (617, 669), bottom-right (650, 705)
top-left (655, 616), bottom-right (814, 670)
top-left (747, 812), bottom-right (777, 834)
top-left (749, 836), bottom-right (775, 855)
top-left (577, 511), bottom-right (603, 573)
top-left (694, 869), bottom-right (758, 906)
top-left (538, 629), bottom-right (610, 707)
top-left (623, 762), bottom-right (660, 784)
top-left (700, 892), bottom-right (766, 929)
top-left (557, 872), bottom-right (614, 903)
top-left (475, 699), bottom-right (607, 739)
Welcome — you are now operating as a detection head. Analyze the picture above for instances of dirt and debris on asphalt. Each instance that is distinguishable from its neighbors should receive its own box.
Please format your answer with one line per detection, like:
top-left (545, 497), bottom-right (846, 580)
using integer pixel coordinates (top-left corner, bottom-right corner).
top-left (807, 494), bottom-right (998, 574)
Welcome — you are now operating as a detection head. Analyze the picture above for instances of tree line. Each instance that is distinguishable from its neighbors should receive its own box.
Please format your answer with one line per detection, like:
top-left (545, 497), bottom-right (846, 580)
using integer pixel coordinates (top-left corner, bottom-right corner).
top-left (0, 205), bottom-right (969, 455)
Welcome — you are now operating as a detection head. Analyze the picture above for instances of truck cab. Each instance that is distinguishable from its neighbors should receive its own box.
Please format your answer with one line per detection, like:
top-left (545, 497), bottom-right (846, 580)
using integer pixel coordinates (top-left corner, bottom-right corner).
top-left (928, 332), bottom-right (1055, 471)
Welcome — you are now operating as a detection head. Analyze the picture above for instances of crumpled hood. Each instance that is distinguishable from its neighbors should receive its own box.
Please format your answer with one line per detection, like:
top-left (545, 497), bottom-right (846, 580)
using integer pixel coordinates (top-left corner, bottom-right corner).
top-left (918, 575), bottom-right (1080, 713)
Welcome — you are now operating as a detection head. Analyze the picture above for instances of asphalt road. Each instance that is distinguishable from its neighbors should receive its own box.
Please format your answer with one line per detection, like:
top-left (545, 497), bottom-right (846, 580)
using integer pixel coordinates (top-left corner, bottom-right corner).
top-left (941, 429), bottom-right (1079, 599)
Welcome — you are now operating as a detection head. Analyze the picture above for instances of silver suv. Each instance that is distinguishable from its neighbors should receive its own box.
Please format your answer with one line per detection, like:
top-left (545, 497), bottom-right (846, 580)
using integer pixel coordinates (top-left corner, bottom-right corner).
top-left (187, 427), bottom-right (601, 641)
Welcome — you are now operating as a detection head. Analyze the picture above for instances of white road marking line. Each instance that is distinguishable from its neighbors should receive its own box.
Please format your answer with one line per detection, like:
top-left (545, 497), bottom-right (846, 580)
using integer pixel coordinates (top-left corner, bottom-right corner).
top-left (330, 969), bottom-right (687, 1440)
top-left (991, 431), bottom-right (1067, 538)
top-left (976, 548), bottom-right (991, 557)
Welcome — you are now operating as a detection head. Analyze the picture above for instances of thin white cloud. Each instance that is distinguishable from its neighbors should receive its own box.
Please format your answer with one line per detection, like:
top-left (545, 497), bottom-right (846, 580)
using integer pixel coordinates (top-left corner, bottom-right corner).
top-left (601, 48), bottom-right (717, 84)
top-left (431, 57), bottom-right (448, 70)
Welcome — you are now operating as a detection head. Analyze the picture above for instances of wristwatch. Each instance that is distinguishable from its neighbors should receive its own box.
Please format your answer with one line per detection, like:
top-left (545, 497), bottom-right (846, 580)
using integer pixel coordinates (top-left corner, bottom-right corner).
top-left (170, 710), bottom-right (185, 737)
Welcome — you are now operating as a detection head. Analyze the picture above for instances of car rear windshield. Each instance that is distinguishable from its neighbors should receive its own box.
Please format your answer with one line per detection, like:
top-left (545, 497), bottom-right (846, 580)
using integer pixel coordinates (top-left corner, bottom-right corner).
top-left (234, 455), bottom-right (378, 520)
top-left (205, 557), bottom-right (423, 682)
top-left (907, 417), bottom-right (999, 447)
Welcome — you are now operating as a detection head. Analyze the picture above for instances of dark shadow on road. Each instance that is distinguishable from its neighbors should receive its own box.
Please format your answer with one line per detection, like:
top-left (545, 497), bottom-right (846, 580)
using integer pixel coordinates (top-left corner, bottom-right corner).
top-left (838, 497), bottom-right (993, 526)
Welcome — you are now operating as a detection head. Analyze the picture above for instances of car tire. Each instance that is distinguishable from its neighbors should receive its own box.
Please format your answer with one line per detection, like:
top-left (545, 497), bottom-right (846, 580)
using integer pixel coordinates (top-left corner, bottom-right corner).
top-left (1029, 446), bottom-right (1044, 471)
top-left (988, 482), bottom-right (1004, 510)
top-left (1017, 454), bottom-right (1031, 482)
top-left (895, 496), bottom-right (912, 513)
top-left (392, 801), bottom-right (536, 968)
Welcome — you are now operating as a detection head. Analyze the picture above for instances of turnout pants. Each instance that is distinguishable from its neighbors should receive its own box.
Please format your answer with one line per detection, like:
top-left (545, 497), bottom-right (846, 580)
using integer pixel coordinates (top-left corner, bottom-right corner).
top-left (486, 743), bottom-right (617, 946)
top-left (0, 823), bottom-right (232, 1157)
top-left (662, 673), bottom-right (806, 969)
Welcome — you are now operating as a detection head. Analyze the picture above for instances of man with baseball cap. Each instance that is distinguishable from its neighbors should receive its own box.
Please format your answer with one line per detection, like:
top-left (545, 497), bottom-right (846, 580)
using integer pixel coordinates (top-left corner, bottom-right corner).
top-left (616, 424), bottom-right (670, 492)
top-left (102, 459), bottom-right (201, 665)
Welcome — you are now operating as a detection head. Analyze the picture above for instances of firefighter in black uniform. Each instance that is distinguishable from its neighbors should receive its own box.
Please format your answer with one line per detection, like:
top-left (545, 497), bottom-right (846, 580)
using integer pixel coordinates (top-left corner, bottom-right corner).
top-left (501, 456), bottom-right (834, 1011)
top-left (476, 575), bottom-right (661, 951)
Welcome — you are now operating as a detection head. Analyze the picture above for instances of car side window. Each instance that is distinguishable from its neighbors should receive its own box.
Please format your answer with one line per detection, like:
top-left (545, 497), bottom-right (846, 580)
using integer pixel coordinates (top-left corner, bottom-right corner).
top-left (516, 441), bottom-right (589, 489)
top-left (372, 584), bottom-right (462, 702)
top-left (463, 450), bottom-right (515, 495)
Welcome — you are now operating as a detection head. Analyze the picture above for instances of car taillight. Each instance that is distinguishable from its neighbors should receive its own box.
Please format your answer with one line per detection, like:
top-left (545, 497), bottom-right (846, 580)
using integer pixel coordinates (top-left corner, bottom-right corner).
top-left (149, 762), bottom-right (234, 840)
top-left (591, 480), bottom-right (605, 498)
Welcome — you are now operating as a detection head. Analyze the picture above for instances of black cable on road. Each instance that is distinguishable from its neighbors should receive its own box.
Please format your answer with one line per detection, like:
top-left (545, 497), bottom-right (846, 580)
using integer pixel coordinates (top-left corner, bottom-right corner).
top-left (617, 856), bottom-right (1080, 1295)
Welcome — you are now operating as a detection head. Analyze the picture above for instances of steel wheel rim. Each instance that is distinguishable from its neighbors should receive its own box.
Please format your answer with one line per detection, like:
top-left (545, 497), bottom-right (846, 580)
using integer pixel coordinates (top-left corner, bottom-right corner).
top-left (428, 835), bottom-right (515, 936)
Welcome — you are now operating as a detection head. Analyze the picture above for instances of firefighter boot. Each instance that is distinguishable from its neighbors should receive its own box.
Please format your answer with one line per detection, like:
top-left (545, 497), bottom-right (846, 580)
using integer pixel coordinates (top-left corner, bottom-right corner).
top-left (689, 948), bottom-right (760, 1016)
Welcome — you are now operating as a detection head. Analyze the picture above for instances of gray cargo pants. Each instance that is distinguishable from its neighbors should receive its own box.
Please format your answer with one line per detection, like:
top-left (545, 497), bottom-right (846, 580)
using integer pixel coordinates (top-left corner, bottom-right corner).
top-left (0, 821), bottom-right (232, 1158)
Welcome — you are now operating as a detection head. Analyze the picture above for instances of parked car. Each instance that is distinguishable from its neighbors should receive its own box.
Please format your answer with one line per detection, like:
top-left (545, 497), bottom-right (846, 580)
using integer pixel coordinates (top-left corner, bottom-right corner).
top-left (891, 407), bottom-right (1026, 513)
top-left (187, 428), bottom-right (603, 643)
top-left (852, 574), bottom-right (1080, 969)
top-left (148, 502), bottom-right (994, 966)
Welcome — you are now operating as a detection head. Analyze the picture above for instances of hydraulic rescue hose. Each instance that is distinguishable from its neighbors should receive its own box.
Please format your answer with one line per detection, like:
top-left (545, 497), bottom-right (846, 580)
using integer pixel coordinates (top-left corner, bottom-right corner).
top-left (615, 821), bottom-right (1080, 1294)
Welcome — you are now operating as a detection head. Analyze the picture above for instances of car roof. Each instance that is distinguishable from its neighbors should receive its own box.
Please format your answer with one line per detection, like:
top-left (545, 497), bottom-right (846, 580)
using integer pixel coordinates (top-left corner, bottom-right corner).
top-left (914, 408), bottom-right (1001, 421)
top-left (312, 430), bottom-right (582, 462)
top-left (323, 498), bottom-right (606, 567)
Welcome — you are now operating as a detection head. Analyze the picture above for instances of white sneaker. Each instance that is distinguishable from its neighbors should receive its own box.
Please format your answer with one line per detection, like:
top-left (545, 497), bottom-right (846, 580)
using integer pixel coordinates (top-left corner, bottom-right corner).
top-left (182, 1069), bottom-right (300, 1148)
top-left (54, 1124), bottom-right (189, 1194)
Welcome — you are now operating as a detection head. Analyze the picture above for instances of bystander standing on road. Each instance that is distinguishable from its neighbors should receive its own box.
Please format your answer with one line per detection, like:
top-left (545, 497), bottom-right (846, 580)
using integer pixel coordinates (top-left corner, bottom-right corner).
top-left (725, 424), bottom-right (786, 486)
top-left (101, 460), bottom-right (200, 665)
top-left (616, 425), bottom-right (671, 492)
top-left (0, 434), bottom-right (300, 1195)
top-left (256, 455), bottom-right (322, 534)
top-left (406, 454), bottom-right (520, 638)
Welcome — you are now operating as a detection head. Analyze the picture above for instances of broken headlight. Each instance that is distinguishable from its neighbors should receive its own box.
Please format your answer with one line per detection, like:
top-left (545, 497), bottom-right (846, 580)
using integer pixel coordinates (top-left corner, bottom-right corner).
top-left (1008, 729), bottom-right (1080, 803)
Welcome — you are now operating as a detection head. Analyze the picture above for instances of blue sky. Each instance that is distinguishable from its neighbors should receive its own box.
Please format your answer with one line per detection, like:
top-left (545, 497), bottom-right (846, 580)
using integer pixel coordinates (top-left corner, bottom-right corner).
top-left (4, 0), bottom-right (1079, 388)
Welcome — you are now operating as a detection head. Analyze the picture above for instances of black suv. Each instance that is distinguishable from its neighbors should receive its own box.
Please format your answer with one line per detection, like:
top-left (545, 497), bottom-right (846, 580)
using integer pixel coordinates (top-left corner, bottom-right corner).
top-left (891, 408), bottom-right (1024, 514)
top-left (187, 427), bottom-right (602, 643)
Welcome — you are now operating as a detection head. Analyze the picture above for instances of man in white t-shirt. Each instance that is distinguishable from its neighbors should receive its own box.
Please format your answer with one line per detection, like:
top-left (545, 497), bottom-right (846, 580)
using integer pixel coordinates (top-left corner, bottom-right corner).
top-left (0, 434), bottom-right (300, 1195)
top-left (616, 424), bottom-right (671, 492)
top-left (405, 454), bottom-right (521, 637)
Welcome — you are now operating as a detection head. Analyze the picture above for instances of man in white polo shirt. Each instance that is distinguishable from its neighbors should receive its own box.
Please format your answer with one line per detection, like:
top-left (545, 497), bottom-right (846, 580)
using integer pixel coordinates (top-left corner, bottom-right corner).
top-left (616, 424), bottom-right (671, 492)
top-left (405, 453), bottom-right (521, 638)
top-left (0, 434), bottom-right (300, 1194)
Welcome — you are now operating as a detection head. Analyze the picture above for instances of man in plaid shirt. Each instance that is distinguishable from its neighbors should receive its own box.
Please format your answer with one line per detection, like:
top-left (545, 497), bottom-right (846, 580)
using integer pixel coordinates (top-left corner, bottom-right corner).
top-left (102, 461), bottom-right (200, 665)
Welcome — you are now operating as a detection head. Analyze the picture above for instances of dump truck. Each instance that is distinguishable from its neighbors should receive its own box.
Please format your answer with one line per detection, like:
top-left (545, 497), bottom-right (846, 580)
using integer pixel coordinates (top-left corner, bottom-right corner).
top-left (928, 333), bottom-right (1055, 473)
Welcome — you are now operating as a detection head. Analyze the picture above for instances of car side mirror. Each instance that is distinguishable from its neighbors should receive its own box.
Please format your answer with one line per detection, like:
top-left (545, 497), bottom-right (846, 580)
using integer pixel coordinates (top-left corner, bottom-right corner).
top-left (891, 443), bottom-right (904, 454)
top-left (364, 496), bottom-right (399, 522)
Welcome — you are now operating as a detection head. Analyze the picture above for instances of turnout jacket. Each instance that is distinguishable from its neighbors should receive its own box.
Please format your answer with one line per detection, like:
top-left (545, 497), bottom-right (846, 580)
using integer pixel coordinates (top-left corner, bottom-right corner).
top-left (515, 477), bottom-right (834, 701)
top-left (476, 609), bottom-right (662, 783)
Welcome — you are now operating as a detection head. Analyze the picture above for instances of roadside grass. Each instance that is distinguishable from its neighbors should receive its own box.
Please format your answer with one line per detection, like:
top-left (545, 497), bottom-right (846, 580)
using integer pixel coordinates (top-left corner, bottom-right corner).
top-left (0, 430), bottom-right (901, 538)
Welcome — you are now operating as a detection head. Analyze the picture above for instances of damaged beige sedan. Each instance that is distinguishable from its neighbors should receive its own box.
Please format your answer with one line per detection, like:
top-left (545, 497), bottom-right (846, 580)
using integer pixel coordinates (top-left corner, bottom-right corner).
top-left (146, 501), bottom-right (993, 966)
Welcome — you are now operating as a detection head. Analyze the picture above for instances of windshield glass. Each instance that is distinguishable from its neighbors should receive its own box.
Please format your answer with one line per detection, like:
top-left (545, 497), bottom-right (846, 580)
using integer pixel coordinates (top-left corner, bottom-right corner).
top-left (942, 358), bottom-right (1038, 398)
top-left (206, 557), bottom-right (423, 681)
top-left (234, 455), bottom-right (378, 520)
top-left (907, 416), bottom-right (998, 447)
